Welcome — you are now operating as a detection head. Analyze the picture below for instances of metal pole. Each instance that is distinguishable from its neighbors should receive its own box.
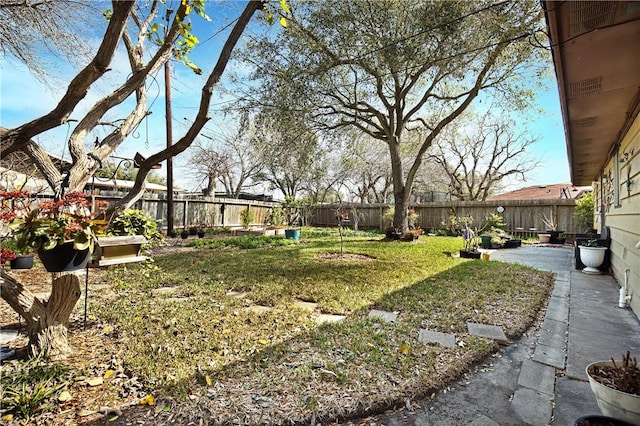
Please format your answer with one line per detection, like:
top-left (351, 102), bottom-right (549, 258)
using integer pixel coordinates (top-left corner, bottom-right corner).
top-left (165, 10), bottom-right (174, 236)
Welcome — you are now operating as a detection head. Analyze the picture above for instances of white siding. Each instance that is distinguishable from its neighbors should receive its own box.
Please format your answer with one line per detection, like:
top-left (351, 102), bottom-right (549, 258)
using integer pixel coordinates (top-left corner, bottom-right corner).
top-left (602, 115), bottom-right (640, 315)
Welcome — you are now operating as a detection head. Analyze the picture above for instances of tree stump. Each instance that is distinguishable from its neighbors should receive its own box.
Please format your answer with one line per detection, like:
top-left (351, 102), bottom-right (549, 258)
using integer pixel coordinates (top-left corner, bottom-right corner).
top-left (1, 269), bottom-right (83, 360)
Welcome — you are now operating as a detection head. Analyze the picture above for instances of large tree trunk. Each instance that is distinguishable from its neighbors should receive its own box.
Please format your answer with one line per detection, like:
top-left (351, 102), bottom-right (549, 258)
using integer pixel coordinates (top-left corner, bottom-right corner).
top-left (0, 270), bottom-right (82, 360)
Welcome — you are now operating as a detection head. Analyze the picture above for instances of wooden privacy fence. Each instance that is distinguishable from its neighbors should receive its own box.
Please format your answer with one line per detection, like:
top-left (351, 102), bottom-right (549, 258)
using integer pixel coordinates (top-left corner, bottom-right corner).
top-left (88, 195), bottom-right (279, 231)
top-left (310, 199), bottom-right (583, 236)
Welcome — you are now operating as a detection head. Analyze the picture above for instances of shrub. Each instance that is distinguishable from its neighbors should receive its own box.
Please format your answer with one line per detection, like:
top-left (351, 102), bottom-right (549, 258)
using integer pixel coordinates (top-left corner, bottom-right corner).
top-left (239, 209), bottom-right (254, 229)
top-left (107, 209), bottom-right (164, 248)
top-left (574, 191), bottom-right (594, 233)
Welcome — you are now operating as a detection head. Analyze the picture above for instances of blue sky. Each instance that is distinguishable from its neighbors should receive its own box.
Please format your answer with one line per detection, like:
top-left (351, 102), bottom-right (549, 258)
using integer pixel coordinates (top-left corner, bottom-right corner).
top-left (0, 1), bottom-right (570, 194)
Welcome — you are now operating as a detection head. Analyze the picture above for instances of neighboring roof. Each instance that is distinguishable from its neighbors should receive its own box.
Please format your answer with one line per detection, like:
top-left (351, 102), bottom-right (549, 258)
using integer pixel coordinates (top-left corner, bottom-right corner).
top-left (543, 1), bottom-right (640, 185)
top-left (487, 183), bottom-right (591, 201)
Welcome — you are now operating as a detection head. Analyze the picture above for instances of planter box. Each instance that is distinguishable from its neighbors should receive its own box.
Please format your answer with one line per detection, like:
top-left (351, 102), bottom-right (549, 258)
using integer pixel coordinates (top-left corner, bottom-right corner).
top-left (89, 236), bottom-right (148, 267)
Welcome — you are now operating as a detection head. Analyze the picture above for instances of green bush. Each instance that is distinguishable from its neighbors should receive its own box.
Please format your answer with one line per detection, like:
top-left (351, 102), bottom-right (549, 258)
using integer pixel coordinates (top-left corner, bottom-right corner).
top-left (574, 191), bottom-right (594, 232)
top-left (107, 209), bottom-right (164, 248)
top-left (239, 209), bottom-right (255, 229)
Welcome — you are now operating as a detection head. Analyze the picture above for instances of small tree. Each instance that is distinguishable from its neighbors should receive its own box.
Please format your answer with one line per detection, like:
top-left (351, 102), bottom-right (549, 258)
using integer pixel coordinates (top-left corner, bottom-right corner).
top-left (574, 191), bottom-right (595, 232)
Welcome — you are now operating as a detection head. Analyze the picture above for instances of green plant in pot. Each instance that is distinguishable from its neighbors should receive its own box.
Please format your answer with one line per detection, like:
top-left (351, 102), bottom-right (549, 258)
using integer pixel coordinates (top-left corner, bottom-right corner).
top-left (1, 190), bottom-right (98, 272)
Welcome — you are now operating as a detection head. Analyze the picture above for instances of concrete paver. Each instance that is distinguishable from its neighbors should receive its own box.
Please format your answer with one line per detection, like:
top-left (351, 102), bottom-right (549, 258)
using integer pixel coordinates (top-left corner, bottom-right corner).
top-left (466, 322), bottom-right (509, 344)
top-left (368, 309), bottom-right (398, 323)
top-left (418, 329), bottom-right (456, 348)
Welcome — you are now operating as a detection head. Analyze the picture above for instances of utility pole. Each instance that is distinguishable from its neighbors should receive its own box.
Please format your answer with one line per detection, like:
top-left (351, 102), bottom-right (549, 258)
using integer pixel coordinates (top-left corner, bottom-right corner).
top-left (165, 9), bottom-right (174, 236)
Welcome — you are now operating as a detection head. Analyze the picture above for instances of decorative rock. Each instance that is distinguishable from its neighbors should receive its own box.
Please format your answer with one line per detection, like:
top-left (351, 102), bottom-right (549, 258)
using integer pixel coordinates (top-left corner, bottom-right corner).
top-left (368, 309), bottom-right (398, 323)
top-left (294, 300), bottom-right (318, 312)
top-left (418, 329), bottom-right (457, 348)
top-left (245, 305), bottom-right (272, 314)
top-left (466, 322), bottom-right (509, 344)
top-left (314, 314), bottom-right (346, 324)
top-left (152, 287), bottom-right (178, 296)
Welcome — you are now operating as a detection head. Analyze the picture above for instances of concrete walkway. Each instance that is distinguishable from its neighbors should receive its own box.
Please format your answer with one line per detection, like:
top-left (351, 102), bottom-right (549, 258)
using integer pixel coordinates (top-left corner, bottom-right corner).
top-left (372, 245), bottom-right (640, 426)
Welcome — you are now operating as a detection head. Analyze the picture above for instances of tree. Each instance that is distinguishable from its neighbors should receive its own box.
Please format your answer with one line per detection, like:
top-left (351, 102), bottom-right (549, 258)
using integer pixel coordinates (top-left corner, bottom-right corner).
top-left (427, 112), bottom-right (540, 201)
top-left (0, 0), bottom-right (97, 83)
top-left (0, 0), bottom-right (265, 359)
top-left (238, 0), bottom-right (547, 231)
top-left (252, 113), bottom-right (324, 201)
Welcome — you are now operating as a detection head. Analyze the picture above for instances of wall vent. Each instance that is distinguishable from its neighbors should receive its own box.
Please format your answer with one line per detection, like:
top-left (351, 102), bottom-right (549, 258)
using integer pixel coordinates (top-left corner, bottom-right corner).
top-left (569, 1), bottom-right (616, 37)
top-left (568, 77), bottom-right (602, 99)
top-left (571, 116), bottom-right (598, 128)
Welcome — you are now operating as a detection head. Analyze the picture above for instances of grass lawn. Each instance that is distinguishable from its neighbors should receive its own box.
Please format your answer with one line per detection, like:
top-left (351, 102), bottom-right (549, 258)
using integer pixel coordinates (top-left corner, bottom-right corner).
top-left (0, 229), bottom-right (554, 425)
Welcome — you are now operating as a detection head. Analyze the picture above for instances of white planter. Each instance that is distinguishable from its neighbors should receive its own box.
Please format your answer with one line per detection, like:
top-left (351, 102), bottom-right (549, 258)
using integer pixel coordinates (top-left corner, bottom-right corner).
top-left (587, 361), bottom-right (640, 424)
top-left (579, 246), bottom-right (607, 274)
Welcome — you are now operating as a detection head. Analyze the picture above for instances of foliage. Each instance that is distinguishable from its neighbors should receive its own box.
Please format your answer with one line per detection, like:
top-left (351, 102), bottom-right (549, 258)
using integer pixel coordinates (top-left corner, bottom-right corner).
top-left (207, 226), bottom-right (232, 235)
top-left (1, 246), bottom-right (16, 264)
top-left (479, 213), bottom-right (507, 235)
top-left (239, 0), bottom-right (546, 232)
top-left (1, 190), bottom-right (98, 253)
top-left (428, 112), bottom-right (540, 201)
top-left (438, 213), bottom-right (474, 237)
top-left (267, 206), bottom-right (285, 227)
top-left (579, 239), bottom-right (602, 248)
top-left (92, 233), bottom-right (553, 424)
top-left (0, 358), bottom-right (69, 421)
top-left (107, 209), bottom-right (164, 249)
top-left (574, 191), bottom-right (594, 232)
top-left (281, 196), bottom-right (317, 227)
top-left (239, 208), bottom-right (255, 229)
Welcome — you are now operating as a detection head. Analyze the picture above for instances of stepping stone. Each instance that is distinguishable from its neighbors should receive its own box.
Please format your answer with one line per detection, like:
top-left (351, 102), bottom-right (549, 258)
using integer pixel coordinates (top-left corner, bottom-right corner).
top-left (166, 297), bottom-right (191, 303)
top-left (418, 329), bottom-right (457, 348)
top-left (226, 290), bottom-right (248, 299)
top-left (293, 300), bottom-right (318, 312)
top-left (0, 329), bottom-right (19, 345)
top-left (368, 309), bottom-right (398, 323)
top-left (314, 314), bottom-right (345, 324)
top-left (467, 322), bottom-right (509, 344)
top-left (245, 305), bottom-right (272, 314)
top-left (152, 287), bottom-right (178, 296)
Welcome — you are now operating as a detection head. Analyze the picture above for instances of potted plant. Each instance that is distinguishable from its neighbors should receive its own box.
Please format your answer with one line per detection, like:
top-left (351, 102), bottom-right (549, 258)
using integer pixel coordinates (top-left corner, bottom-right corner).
top-left (0, 238), bottom-right (34, 269)
top-left (460, 226), bottom-right (481, 259)
top-left (180, 229), bottom-right (189, 239)
top-left (586, 351), bottom-right (640, 424)
top-left (197, 228), bottom-right (206, 238)
top-left (578, 239), bottom-right (608, 274)
top-left (189, 226), bottom-right (198, 236)
top-left (1, 190), bottom-right (98, 272)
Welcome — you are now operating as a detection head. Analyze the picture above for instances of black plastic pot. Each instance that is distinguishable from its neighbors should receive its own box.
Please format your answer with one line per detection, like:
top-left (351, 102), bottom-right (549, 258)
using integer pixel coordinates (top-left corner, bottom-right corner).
top-left (10, 255), bottom-right (34, 270)
top-left (37, 242), bottom-right (91, 272)
top-left (574, 415), bottom-right (635, 426)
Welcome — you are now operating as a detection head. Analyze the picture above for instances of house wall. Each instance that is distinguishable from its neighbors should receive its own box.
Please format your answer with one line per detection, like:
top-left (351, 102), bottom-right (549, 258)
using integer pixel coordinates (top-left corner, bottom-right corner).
top-left (597, 115), bottom-right (640, 315)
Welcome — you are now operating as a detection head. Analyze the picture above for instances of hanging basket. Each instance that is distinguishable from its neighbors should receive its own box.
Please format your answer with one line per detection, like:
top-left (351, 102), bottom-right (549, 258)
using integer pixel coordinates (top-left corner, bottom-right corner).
top-left (37, 242), bottom-right (91, 272)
